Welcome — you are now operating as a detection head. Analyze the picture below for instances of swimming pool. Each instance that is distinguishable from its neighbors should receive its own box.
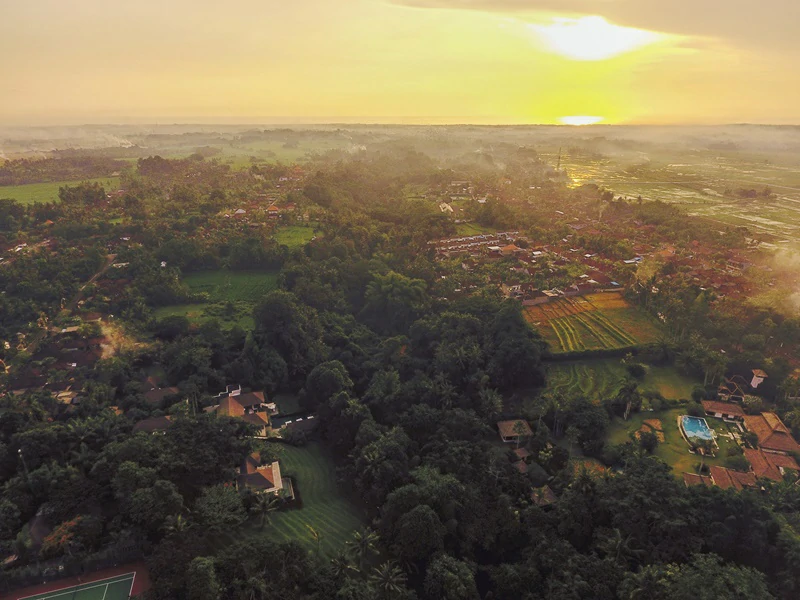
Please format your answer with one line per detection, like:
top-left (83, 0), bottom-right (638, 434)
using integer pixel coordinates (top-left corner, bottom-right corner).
top-left (682, 415), bottom-right (714, 441)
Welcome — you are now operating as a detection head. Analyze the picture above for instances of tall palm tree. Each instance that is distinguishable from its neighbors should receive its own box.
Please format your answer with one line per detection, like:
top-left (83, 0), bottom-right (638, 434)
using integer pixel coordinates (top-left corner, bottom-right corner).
top-left (69, 442), bottom-right (93, 475)
top-left (368, 561), bottom-right (407, 599)
top-left (252, 493), bottom-right (281, 530)
top-left (346, 527), bottom-right (379, 571)
top-left (330, 552), bottom-right (359, 579)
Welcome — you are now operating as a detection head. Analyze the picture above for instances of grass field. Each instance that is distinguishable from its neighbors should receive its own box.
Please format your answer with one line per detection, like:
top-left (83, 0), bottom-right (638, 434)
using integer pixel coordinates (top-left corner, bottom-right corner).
top-left (606, 408), bottom-right (740, 476)
top-left (15, 572), bottom-right (135, 600)
top-left (274, 225), bottom-right (318, 248)
top-left (0, 177), bottom-right (121, 205)
top-left (455, 222), bottom-right (497, 236)
top-left (247, 442), bottom-right (365, 557)
top-left (547, 359), bottom-right (698, 401)
top-left (153, 270), bottom-right (277, 329)
top-left (525, 292), bottom-right (662, 353)
top-left (183, 270), bottom-right (278, 303)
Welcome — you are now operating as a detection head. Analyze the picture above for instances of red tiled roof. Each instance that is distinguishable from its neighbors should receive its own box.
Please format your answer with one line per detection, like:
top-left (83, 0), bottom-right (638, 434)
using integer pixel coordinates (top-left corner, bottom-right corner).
top-left (744, 447), bottom-right (800, 481)
top-left (497, 420), bottom-right (532, 438)
top-left (709, 466), bottom-right (757, 491)
top-left (216, 396), bottom-right (246, 418)
top-left (133, 415), bottom-right (173, 433)
top-left (683, 472), bottom-right (713, 487)
top-left (743, 413), bottom-right (800, 453)
top-left (531, 485), bottom-right (557, 507)
top-left (702, 400), bottom-right (744, 417)
top-left (514, 448), bottom-right (531, 460)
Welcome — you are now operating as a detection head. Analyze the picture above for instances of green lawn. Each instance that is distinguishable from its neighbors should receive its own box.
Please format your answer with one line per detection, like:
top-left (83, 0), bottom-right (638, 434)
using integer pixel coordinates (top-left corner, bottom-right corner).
top-left (247, 442), bottom-right (365, 557)
top-left (0, 177), bottom-right (121, 205)
top-left (274, 225), bottom-right (318, 249)
top-left (183, 270), bottom-right (278, 303)
top-left (455, 222), bottom-right (496, 236)
top-left (547, 359), bottom-right (698, 402)
top-left (18, 572), bottom-right (135, 600)
top-left (606, 408), bottom-right (740, 476)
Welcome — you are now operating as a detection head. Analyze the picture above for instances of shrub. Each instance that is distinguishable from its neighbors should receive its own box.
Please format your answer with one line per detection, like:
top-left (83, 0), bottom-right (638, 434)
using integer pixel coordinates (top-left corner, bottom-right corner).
top-left (726, 455), bottom-right (750, 471)
top-left (626, 363), bottom-right (647, 379)
top-left (639, 430), bottom-right (659, 454)
top-left (687, 403), bottom-right (705, 417)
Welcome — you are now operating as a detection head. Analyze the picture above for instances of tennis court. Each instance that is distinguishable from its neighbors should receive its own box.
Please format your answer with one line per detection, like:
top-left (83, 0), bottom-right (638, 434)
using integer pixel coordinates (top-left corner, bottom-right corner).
top-left (16, 572), bottom-right (135, 600)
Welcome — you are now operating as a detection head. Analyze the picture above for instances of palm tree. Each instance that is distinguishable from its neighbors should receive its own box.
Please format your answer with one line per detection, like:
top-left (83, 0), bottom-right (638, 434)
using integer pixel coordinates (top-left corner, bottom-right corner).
top-left (252, 493), bottom-right (281, 530)
top-left (330, 552), bottom-right (359, 579)
top-left (69, 442), bottom-right (93, 475)
top-left (163, 513), bottom-right (190, 535)
top-left (695, 438), bottom-right (714, 472)
top-left (346, 527), bottom-right (379, 571)
top-left (368, 561), bottom-right (407, 599)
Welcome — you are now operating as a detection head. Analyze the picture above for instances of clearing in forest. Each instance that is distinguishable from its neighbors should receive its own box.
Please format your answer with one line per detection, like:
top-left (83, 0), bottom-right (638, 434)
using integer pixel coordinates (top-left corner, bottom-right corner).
top-left (247, 442), bottom-right (365, 557)
top-left (524, 292), bottom-right (662, 353)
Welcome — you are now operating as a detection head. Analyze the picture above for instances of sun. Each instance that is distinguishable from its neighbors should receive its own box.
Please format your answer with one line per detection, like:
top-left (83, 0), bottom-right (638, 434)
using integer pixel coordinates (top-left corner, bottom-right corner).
top-left (530, 16), bottom-right (660, 61)
top-left (560, 116), bottom-right (604, 126)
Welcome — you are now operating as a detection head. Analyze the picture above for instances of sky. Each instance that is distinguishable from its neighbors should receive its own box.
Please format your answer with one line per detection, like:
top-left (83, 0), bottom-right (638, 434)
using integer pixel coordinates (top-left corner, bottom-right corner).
top-left (1, 0), bottom-right (799, 125)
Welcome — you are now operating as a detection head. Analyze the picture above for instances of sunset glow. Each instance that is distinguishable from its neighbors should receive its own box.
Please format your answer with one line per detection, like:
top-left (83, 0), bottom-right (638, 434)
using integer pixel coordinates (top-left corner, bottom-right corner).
top-left (560, 116), bottom-right (604, 126)
top-left (530, 16), bottom-right (661, 61)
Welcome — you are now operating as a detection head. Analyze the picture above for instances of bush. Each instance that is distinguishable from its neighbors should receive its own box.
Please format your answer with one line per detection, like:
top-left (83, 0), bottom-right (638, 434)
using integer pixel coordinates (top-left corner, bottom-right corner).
top-left (725, 455), bottom-right (750, 471)
top-left (687, 403), bottom-right (705, 417)
top-left (626, 363), bottom-right (647, 379)
top-left (639, 430), bottom-right (659, 454)
top-left (691, 385), bottom-right (706, 402)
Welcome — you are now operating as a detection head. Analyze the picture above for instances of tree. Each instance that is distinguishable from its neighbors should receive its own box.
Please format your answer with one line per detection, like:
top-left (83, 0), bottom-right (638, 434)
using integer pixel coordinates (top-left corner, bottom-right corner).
top-left (362, 271), bottom-right (429, 333)
top-left (423, 554), bottom-right (479, 600)
top-left (194, 485), bottom-right (246, 533)
top-left (695, 438), bottom-right (714, 472)
top-left (394, 504), bottom-right (445, 561)
top-left (186, 557), bottom-right (222, 600)
top-left (346, 527), bottom-right (380, 571)
top-left (369, 561), bottom-right (407, 599)
top-left (304, 360), bottom-right (353, 410)
top-left (639, 430), bottom-right (659, 454)
top-left (251, 493), bottom-right (281, 530)
top-left (0, 498), bottom-right (21, 539)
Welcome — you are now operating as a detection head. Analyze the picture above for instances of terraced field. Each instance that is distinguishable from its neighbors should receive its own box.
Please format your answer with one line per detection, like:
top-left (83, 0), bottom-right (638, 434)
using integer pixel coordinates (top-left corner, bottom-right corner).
top-left (525, 292), bottom-right (662, 353)
top-left (0, 176), bottom-right (121, 205)
top-left (548, 359), bottom-right (698, 401)
top-left (253, 442), bottom-right (365, 556)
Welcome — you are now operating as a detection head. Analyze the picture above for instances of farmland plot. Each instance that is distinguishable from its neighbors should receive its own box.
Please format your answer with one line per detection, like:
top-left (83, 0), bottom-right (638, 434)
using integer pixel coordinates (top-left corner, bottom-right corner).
top-left (525, 292), bottom-right (662, 353)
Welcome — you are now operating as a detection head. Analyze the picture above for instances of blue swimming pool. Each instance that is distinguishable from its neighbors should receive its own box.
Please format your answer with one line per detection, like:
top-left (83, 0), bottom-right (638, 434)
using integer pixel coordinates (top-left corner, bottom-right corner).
top-left (682, 415), bottom-right (714, 441)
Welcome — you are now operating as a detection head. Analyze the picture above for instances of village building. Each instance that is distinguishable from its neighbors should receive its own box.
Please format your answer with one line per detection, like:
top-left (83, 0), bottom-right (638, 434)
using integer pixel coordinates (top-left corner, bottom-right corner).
top-left (237, 452), bottom-right (290, 496)
top-left (708, 466), bottom-right (757, 491)
top-left (750, 369), bottom-right (768, 389)
top-left (742, 412), bottom-right (800, 454)
top-left (531, 485), bottom-right (558, 508)
top-left (497, 419), bottom-right (533, 443)
top-left (133, 415), bottom-right (173, 434)
top-left (701, 400), bottom-right (744, 420)
top-left (209, 395), bottom-right (271, 436)
top-left (743, 447), bottom-right (800, 481)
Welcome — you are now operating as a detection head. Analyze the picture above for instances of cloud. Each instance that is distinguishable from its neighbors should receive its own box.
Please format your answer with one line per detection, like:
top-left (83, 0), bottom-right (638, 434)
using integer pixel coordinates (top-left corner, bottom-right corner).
top-left (392, 0), bottom-right (800, 51)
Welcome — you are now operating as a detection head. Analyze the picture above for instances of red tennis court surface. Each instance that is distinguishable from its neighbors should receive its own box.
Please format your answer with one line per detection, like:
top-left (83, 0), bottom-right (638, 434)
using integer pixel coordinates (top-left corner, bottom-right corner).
top-left (0, 562), bottom-right (150, 600)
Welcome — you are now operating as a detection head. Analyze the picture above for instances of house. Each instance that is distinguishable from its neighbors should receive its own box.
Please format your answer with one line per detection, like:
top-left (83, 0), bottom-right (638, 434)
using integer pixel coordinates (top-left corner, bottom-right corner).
top-left (531, 485), bottom-right (558, 508)
top-left (500, 244), bottom-right (521, 257)
top-left (513, 447), bottom-right (531, 462)
top-left (234, 208), bottom-right (247, 217)
top-left (742, 413), bottom-right (800, 454)
top-left (133, 415), bottom-right (173, 434)
top-left (238, 452), bottom-right (286, 496)
top-left (267, 205), bottom-right (280, 218)
top-left (497, 419), bottom-right (533, 443)
top-left (751, 369), bottom-right (768, 389)
top-left (709, 466), bottom-right (757, 491)
top-left (718, 378), bottom-right (747, 402)
top-left (743, 447), bottom-right (800, 481)
top-left (683, 472), bottom-right (713, 488)
top-left (143, 386), bottom-right (180, 407)
top-left (512, 460), bottom-right (528, 474)
top-left (701, 400), bottom-right (744, 420)
top-left (210, 395), bottom-right (271, 436)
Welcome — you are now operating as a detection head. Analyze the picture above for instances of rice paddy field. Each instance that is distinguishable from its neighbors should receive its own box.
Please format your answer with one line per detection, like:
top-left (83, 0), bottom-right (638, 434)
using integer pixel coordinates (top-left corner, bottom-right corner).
top-left (544, 147), bottom-right (800, 241)
top-left (0, 177), bottom-right (120, 205)
top-left (547, 358), bottom-right (699, 401)
top-left (525, 292), bottom-right (662, 353)
top-left (247, 442), bottom-right (365, 556)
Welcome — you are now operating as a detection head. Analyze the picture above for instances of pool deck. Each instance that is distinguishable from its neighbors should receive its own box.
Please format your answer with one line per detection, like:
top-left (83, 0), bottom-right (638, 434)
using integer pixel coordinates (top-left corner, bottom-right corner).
top-left (677, 415), bottom-right (718, 454)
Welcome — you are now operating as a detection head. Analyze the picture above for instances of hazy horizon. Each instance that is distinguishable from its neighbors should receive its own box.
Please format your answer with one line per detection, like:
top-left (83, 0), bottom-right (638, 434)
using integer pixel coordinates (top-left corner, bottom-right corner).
top-left (3, 1), bottom-right (799, 126)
